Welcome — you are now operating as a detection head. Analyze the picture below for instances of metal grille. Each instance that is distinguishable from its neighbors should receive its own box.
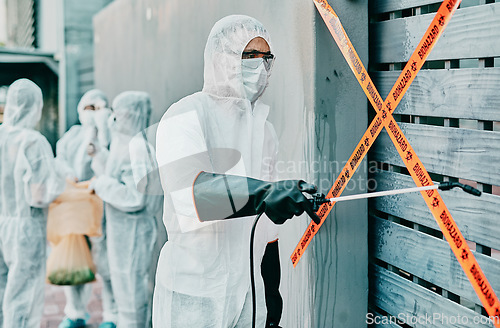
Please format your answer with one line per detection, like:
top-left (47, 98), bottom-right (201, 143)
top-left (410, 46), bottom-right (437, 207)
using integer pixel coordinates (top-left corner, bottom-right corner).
top-left (5, 0), bottom-right (36, 48)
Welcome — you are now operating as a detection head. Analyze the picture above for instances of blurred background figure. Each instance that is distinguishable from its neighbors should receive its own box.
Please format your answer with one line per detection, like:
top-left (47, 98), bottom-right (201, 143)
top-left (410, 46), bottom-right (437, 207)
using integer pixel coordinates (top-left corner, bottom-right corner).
top-left (0, 78), bottom-right (65, 328)
top-left (55, 89), bottom-right (117, 328)
top-left (90, 91), bottom-right (162, 327)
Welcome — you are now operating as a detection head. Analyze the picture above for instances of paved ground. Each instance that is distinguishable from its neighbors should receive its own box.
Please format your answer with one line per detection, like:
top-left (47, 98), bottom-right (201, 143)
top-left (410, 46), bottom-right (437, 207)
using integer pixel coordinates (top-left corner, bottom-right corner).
top-left (39, 245), bottom-right (499, 328)
top-left (41, 279), bottom-right (103, 328)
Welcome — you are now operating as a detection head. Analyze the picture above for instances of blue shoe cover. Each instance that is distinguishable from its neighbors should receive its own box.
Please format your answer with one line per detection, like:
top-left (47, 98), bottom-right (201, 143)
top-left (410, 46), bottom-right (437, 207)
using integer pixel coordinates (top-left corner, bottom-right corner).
top-left (58, 317), bottom-right (86, 328)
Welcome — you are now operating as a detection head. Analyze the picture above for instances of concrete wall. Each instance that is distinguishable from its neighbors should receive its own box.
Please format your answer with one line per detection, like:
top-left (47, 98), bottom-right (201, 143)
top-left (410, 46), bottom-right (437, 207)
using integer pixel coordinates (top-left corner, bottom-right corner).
top-left (312, 2), bottom-right (369, 326)
top-left (36, 0), bottom-right (60, 52)
top-left (94, 0), bottom-right (368, 326)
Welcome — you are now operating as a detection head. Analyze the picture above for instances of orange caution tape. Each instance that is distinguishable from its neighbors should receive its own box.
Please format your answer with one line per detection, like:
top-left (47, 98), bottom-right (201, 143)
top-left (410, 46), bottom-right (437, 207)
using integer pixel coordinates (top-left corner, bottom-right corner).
top-left (291, 0), bottom-right (500, 324)
top-left (292, 0), bottom-right (458, 267)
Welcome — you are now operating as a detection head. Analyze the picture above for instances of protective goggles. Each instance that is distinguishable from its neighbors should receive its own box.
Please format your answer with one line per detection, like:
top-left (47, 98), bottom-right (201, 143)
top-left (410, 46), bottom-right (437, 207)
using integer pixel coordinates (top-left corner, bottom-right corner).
top-left (242, 50), bottom-right (275, 71)
top-left (84, 104), bottom-right (106, 111)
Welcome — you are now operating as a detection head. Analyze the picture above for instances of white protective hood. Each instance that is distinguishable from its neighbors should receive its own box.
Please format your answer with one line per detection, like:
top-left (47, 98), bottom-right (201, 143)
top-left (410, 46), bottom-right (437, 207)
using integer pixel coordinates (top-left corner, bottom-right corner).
top-left (3, 79), bottom-right (43, 129)
top-left (202, 14), bottom-right (273, 100)
top-left (111, 91), bottom-right (151, 136)
top-left (77, 89), bottom-right (108, 126)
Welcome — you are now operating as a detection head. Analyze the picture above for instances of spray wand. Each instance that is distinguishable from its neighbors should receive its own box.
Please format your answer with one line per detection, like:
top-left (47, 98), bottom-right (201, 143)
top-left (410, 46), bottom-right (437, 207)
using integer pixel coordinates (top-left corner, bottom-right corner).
top-left (308, 181), bottom-right (482, 211)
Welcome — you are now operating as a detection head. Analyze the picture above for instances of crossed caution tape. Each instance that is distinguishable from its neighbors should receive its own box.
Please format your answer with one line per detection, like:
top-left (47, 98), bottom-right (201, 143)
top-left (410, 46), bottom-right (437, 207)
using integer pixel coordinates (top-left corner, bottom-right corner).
top-left (291, 0), bottom-right (500, 324)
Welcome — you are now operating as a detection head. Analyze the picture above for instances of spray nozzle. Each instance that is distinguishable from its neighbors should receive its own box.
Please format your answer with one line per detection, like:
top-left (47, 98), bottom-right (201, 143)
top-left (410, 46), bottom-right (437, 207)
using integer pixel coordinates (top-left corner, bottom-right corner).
top-left (438, 182), bottom-right (482, 196)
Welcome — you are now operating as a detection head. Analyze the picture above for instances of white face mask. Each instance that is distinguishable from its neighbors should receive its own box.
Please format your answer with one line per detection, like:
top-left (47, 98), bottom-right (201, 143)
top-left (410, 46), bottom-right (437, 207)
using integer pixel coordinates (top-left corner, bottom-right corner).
top-left (94, 107), bottom-right (112, 125)
top-left (241, 58), bottom-right (269, 104)
top-left (79, 110), bottom-right (95, 126)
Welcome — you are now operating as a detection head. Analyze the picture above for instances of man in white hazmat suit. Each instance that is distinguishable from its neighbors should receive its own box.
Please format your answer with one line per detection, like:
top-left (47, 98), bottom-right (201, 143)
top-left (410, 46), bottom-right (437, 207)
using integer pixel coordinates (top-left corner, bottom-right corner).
top-left (90, 91), bottom-right (162, 327)
top-left (56, 89), bottom-right (117, 328)
top-left (153, 15), bottom-right (320, 327)
top-left (0, 78), bottom-right (66, 327)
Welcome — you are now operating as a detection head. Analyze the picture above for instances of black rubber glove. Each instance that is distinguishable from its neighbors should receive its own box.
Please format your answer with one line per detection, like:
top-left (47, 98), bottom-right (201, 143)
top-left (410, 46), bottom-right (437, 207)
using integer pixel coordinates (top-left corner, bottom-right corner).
top-left (193, 171), bottom-right (321, 224)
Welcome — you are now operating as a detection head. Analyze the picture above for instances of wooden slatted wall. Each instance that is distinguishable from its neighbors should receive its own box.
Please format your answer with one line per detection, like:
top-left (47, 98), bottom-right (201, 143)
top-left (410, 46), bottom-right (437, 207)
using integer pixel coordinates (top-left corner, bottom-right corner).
top-left (368, 1), bottom-right (500, 327)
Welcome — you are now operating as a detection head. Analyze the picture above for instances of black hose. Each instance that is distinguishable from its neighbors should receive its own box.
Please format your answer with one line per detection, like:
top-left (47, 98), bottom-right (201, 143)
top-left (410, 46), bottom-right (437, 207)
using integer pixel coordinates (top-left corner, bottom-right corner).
top-left (250, 212), bottom-right (263, 328)
top-left (246, 182), bottom-right (479, 328)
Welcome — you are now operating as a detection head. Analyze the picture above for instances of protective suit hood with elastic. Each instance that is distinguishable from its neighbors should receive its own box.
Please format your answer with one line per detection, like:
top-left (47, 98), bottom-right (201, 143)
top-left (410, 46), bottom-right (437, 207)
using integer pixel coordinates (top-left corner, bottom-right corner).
top-left (202, 15), bottom-right (273, 100)
top-left (3, 79), bottom-right (43, 129)
top-left (111, 91), bottom-right (151, 136)
top-left (77, 89), bottom-right (108, 126)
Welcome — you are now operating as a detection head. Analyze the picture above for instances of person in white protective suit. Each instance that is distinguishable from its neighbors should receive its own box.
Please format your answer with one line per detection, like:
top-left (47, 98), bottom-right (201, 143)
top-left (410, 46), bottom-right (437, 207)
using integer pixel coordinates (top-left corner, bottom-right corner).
top-left (56, 89), bottom-right (117, 328)
top-left (90, 91), bottom-right (162, 328)
top-left (153, 15), bottom-right (320, 328)
top-left (0, 78), bottom-right (66, 328)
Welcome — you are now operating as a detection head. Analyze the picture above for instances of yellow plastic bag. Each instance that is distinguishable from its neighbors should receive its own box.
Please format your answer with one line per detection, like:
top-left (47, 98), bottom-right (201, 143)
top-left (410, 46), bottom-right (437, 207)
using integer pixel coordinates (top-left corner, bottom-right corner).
top-left (46, 234), bottom-right (97, 285)
top-left (47, 180), bottom-right (103, 244)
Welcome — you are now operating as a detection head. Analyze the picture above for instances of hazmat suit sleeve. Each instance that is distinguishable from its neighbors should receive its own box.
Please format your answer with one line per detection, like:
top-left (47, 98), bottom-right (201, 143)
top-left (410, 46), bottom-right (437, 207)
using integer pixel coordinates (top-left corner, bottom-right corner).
top-left (55, 126), bottom-right (81, 180)
top-left (90, 109), bottom-right (112, 176)
top-left (156, 104), bottom-right (215, 232)
top-left (91, 161), bottom-right (147, 213)
top-left (130, 132), bottom-right (164, 217)
top-left (89, 108), bottom-right (112, 176)
top-left (129, 135), bottom-right (152, 185)
top-left (24, 134), bottom-right (66, 207)
top-left (129, 134), bottom-right (157, 196)
top-left (90, 147), bottom-right (109, 177)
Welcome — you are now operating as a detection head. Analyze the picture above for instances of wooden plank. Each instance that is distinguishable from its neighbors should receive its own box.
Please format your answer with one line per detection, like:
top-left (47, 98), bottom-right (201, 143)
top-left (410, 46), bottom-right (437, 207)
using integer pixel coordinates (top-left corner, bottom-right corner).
top-left (369, 309), bottom-right (404, 327)
top-left (371, 4), bottom-right (500, 63)
top-left (371, 170), bottom-right (500, 250)
top-left (370, 0), bottom-right (441, 14)
top-left (372, 68), bottom-right (500, 121)
top-left (371, 123), bottom-right (500, 186)
top-left (370, 216), bottom-right (500, 306)
top-left (370, 264), bottom-right (496, 328)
